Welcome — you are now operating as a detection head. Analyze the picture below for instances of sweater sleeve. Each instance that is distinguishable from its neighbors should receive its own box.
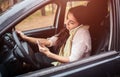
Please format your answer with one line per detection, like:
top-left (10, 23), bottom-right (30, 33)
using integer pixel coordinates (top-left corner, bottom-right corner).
top-left (47, 36), bottom-right (58, 47)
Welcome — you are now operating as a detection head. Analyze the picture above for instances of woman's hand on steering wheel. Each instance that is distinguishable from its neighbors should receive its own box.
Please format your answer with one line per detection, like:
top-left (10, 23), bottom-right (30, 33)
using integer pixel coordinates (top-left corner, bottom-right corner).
top-left (16, 30), bottom-right (27, 40)
top-left (12, 29), bottom-right (40, 68)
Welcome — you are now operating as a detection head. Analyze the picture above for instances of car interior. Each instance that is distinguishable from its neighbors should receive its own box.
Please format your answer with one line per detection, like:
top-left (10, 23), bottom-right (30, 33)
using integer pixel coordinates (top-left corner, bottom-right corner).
top-left (0, 0), bottom-right (110, 77)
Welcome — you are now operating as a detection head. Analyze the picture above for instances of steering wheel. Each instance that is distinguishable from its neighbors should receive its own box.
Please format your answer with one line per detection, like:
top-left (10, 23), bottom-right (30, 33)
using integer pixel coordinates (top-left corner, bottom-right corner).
top-left (12, 29), bottom-right (40, 68)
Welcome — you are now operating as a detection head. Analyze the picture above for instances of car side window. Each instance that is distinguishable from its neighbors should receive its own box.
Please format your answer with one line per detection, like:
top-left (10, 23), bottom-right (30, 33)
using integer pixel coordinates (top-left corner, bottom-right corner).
top-left (15, 3), bottom-right (57, 31)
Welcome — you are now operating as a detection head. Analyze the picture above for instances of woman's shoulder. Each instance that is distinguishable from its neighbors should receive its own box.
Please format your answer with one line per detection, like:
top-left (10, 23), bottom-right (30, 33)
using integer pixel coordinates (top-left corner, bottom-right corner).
top-left (77, 25), bottom-right (90, 33)
top-left (73, 25), bottom-right (90, 40)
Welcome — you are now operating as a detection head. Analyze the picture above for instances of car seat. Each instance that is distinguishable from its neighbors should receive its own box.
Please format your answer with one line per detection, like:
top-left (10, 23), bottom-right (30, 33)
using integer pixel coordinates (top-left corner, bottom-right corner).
top-left (90, 14), bottom-right (110, 55)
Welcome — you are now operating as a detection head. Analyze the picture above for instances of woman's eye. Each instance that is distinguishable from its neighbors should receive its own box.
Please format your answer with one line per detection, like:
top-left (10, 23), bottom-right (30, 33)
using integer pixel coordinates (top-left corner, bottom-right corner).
top-left (69, 22), bottom-right (75, 25)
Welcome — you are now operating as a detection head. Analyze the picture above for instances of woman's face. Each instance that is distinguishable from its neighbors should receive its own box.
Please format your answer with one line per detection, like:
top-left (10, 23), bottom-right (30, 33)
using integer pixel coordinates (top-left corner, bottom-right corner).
top-left (65, 12), bottom-right (79, 31)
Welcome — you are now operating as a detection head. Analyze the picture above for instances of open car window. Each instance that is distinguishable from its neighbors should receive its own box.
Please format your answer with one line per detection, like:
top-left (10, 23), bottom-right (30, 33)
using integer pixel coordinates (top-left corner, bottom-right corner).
top-left (15, 3), bottom-right (58, 31)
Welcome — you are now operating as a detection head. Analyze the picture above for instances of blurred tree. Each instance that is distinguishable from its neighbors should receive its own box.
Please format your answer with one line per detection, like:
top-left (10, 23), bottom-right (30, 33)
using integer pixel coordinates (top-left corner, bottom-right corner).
top-left (15, 0), bottom-right (17, 3)
top-left (41, 7), bottom-right (46, 16)
top-left (52, 4), bottom-right (54, 14)
top-left (0, 1), bottom-right (2, 13)
top-left (0, 0), bottom-right (4, 3)
top-left (0, 7), bottom-right (2, 13)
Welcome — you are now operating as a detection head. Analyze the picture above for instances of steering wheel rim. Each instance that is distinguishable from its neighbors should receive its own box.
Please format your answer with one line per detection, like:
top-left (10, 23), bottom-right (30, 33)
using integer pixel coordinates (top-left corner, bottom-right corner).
top-left (12, 29), bottom-right (40, 68)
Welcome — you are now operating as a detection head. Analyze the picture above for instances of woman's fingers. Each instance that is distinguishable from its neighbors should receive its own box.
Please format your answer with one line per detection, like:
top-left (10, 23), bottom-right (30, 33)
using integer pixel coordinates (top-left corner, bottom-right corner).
top-left (37, 40), bottom-right (49, 52)
top-left (37, 40), bottom-right (42, 50)
top-left (37, 40), bottom-right (50, 56)
top-left (16, 30), bottom-right (22, 34)
top-left (37, 40), bottom-right (45, 51)
top-left (16, 30), bottom-right (26, 39)
top-left (16, 30), bottom-right (23, 36)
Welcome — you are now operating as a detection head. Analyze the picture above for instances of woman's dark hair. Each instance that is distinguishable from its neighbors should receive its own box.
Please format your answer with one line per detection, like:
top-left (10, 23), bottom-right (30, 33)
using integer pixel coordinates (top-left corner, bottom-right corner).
top-left (53, 0), bottom-right (108, 53)
top-left (53, 27), bottom-right (69, 53)
top-left (53, 6), bottom-right (87, 53)
top-left (68, 6), bottom-right (89, 25)
top-left (69, 0), bottom-right (108, 25)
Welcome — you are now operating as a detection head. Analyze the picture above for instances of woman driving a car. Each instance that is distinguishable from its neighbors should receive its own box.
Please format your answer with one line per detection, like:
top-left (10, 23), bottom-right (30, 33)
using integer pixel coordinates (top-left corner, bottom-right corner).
top-left (17, 0), bottom-right (108, 66)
